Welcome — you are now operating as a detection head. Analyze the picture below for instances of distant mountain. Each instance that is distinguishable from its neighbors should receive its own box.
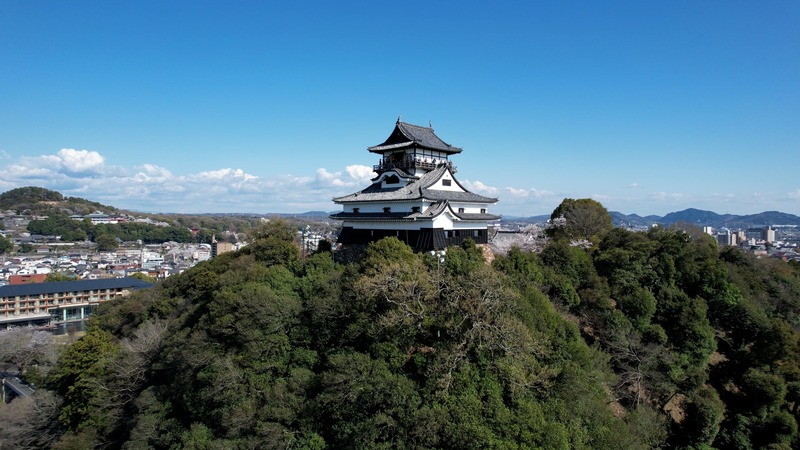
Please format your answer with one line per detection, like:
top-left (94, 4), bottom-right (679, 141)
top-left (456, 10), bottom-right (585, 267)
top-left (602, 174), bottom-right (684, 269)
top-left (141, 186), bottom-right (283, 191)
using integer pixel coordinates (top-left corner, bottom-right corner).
top-left (613, 208), bottom-right (800, 229)
top-left (4, 186), bottom-right (798, 230)
top-left (504, 208), bottom-right (800, 230)
top-left (660, 208), bottom-right (728, 225)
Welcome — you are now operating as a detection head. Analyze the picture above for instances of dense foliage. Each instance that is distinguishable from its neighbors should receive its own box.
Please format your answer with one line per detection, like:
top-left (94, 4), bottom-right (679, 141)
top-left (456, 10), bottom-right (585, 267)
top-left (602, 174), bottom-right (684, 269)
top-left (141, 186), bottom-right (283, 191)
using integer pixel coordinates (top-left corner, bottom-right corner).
top-left (7, 201), bottom-right (800, 449)
top-left (3, 186), bottom-right (272, 245)
top-left (0, 186), bottom-right (115, 216)
top-left (26, 214), bottom-right (194, 245)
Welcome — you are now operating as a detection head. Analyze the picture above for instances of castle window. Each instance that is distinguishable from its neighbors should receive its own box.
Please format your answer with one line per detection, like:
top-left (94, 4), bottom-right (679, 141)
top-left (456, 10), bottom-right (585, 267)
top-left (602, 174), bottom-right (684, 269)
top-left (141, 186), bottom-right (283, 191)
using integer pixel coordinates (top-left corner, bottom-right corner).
top-left (384, 175), bottom-right (400, 184)
top-left (481, 208), bottom-right (486, 214)
top-left (411, 206), bottom-right (421, 213)
top-left (442, 179), bottom-right (452, 187)
top-left (353, 208), bottom-right (360, 214)
top-left (458, 208), bottom-right (465, 213)
top-left (383, 207), bottom-right (391, 213)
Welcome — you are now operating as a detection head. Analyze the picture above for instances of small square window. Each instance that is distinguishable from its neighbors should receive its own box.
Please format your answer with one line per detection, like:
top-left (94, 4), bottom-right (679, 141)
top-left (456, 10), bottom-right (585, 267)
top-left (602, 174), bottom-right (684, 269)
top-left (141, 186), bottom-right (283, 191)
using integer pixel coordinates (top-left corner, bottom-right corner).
top-left (442, 179), bottom-right (452, 187)
top-left (480, 208), bottom-right (486, 214)
top-left (458, 208), bottom-right (465, 213)
top-left (353, 208), bottom-right (360, 214)
top-left (412, 206), bottom-right (421, 213)
top-left (383, 207), bottom-right (391, 213)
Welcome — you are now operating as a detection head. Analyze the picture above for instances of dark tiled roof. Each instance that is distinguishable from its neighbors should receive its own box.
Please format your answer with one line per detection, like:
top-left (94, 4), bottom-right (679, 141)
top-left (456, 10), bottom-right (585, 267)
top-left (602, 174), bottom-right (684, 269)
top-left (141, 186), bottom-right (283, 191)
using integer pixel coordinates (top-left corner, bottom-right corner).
top-left (333, 166), bottom-right (498, 204)
top-left (368, 121), bottom-right (463, 154)
top-left (0, 277), bottom-right (153, 298)
top-left (422, 189), bottom-right (498, 203)
top-left (453, 211), bottom-right (502, 221)
top-left (329, 212), bottom-right (414, 221)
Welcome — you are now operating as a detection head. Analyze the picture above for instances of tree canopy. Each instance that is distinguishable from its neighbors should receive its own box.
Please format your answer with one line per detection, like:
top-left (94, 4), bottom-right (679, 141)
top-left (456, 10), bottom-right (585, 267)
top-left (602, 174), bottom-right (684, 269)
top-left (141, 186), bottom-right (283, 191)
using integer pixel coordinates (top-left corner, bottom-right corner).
top-left (9, 201), bottom-right (799, 449)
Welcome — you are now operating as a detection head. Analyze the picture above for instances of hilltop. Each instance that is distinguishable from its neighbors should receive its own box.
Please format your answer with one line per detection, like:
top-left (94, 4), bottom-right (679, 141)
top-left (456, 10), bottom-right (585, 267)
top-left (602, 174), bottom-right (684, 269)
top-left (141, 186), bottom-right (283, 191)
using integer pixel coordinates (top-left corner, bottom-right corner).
top-left (0, 186), bottom-right (118, 216)
top-left (4, 215), bottom-right (798, 448)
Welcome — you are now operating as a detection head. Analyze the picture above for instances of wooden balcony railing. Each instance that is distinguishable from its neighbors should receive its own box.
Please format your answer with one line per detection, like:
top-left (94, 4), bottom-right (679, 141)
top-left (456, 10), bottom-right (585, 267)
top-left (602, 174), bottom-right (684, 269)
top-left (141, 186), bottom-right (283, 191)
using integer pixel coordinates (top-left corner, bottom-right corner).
top-left (374, 157), bottom-right (456, 173)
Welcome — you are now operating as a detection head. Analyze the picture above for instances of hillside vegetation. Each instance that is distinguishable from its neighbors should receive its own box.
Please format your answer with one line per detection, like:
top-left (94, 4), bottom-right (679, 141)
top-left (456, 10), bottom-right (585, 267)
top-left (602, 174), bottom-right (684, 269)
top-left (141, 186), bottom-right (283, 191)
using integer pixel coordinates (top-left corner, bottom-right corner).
top-left (1, 186), bottom-right (267, 245)
top-left (3, 200), bottom-right (800, 449)
top-left (0, 186), bottom-right (118, 216)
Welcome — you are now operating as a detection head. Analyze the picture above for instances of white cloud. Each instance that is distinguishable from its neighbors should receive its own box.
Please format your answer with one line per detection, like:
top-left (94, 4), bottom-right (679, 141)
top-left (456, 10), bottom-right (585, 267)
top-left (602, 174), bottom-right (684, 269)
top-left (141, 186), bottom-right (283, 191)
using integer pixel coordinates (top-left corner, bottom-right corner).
top-left (788, 189), bottom-right (800, 200)
top-left (0, 148), bottom-right (379, 213)
top-left (627, 182), bottom-right (640, 189)
top-left (504, 187), bottom-right (554, 199)
top-left (313, 165), bottom-right (375, 189)
top-left (345, 165), bottom-right (376, 185)
top-left (58, 148), bottom-right (105, 174)
top-left (133, 164), bottom-right (172, 182)
top-left (462, 180), bottom-right (498, 196)
top-left (650, 192), bottom-right (684, 200)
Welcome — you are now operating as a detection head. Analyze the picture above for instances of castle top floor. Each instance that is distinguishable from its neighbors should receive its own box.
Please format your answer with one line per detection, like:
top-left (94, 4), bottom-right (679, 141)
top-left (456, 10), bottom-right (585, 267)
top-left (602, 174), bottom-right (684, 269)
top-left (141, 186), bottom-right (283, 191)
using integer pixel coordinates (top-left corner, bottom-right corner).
top-left (368, 119), bottom-right (462, 175)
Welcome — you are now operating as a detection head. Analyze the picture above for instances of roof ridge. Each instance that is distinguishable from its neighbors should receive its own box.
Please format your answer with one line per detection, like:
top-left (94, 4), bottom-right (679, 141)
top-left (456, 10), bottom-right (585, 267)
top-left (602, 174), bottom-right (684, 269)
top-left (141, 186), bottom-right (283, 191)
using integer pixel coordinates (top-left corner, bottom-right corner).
top-left (417, 165), bottom-right (448, 190)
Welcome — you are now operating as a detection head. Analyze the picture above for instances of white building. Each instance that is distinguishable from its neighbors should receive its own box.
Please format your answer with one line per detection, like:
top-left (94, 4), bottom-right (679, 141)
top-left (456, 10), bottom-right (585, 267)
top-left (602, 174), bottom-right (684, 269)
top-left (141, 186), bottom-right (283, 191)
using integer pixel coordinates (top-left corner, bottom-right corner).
top-left (331, 120), bottom-right (500, 251)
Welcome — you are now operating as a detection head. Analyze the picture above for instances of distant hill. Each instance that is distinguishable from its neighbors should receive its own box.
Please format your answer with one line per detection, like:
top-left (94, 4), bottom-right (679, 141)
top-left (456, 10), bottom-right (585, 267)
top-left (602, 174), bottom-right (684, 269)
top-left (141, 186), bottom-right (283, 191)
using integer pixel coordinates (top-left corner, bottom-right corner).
top-left (4, 186), bottom-right (798, 230)
top-left (504, 208), bottom-right (800, 229)
top-left (0, 186), bottom-right (119, 216)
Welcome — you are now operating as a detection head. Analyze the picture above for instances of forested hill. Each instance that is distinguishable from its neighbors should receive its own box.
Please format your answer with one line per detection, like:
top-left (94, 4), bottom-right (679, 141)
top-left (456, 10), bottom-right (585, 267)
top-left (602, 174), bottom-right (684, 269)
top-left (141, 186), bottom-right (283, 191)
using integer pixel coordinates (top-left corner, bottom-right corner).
top-left (0, 186), bottom-right (118, 216)
top-left (6, 200), bottom-right (800, 449)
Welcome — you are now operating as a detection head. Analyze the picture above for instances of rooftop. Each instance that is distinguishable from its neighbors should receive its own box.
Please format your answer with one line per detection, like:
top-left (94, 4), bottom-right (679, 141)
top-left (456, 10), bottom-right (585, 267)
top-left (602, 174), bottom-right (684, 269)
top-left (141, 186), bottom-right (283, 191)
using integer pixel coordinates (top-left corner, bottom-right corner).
top-left (0, 277), bottom-right (153, 297)
top-left (368, 120), bottom-right (463, 154)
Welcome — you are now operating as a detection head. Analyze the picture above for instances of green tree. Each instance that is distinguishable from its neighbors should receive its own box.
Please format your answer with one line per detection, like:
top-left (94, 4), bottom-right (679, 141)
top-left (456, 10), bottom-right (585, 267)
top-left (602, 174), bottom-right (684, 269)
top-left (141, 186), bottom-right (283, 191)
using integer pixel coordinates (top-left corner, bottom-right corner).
top-left (95, 234), bottom-right (118, 251)
top-left (47, 330), bottom-right (119, 433)
top-left (45, 272), bottom-right (77, 282)
top-left (129, 272), bottom-right (157, 283)
top-left (0, 234), bottom-right (12, 253)
top-left (678, 385), bottom-right (725, 448)
top-left (548, 198), bottom-right (613, 243)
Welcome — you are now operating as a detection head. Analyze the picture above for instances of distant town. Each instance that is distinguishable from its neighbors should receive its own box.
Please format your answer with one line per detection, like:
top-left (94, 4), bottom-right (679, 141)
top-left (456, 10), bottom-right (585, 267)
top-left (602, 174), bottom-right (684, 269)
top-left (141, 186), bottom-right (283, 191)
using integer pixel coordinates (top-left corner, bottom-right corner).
top-left (3, 208), bottom-right (799, 287)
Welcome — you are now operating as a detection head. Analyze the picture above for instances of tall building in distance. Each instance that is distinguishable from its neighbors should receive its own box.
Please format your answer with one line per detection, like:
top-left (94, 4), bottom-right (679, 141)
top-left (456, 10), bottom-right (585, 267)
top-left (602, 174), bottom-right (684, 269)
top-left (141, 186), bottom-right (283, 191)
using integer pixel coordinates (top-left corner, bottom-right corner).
top-left (211, 235), bottom-right (234, 257)
top-left (331, 119), bottom-right (500, 251)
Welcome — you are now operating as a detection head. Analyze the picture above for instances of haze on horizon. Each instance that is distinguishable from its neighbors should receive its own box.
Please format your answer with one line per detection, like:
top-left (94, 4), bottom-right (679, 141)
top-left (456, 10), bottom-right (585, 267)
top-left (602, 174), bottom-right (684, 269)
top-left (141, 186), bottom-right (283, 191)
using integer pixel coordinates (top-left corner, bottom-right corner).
top-left (1, 1), bottom-right (798, 217)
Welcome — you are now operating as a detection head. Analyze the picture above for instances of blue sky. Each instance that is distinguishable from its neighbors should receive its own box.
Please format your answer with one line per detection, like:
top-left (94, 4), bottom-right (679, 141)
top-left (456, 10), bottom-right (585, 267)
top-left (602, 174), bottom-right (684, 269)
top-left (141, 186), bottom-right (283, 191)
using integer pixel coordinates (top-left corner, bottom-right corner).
top-left (1, 1), bottom-right (798, 216)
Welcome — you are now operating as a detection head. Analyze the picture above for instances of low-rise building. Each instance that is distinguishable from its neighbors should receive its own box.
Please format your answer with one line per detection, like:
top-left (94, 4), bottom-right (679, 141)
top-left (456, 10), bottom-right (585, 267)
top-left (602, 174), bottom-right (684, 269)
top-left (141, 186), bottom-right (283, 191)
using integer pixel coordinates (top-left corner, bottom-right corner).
top-left (0, 277), bottom-right (153, 329)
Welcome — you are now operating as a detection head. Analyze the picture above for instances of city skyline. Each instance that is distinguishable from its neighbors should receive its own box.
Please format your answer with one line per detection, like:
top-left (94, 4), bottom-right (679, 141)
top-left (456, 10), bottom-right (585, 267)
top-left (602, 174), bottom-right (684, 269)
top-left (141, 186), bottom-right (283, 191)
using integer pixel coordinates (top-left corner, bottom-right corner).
top-left (1, 1), bottom-right (798, 216)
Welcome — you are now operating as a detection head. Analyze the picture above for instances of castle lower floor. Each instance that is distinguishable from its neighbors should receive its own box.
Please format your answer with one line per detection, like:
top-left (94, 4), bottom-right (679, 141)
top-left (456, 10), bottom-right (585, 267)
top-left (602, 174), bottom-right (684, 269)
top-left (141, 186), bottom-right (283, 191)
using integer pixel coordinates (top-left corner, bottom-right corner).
top-left (336, 226), bottom-right (488, 251)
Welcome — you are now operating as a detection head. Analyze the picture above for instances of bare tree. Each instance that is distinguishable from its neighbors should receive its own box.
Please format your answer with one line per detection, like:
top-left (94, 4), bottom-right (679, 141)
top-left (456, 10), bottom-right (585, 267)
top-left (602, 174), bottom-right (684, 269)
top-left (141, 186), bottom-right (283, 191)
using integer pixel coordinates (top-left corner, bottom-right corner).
top-left (0, 328), bottom-right (57, 375)
top-left (490, 223), bottom-right (550, 255)
top-left (0, 390), bottom-right (63, 449)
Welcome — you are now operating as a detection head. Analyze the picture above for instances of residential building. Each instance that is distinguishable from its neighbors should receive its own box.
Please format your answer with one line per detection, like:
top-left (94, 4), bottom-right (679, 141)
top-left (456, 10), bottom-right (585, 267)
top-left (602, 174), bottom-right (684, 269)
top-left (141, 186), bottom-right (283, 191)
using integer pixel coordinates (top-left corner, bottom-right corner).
top-left (211, 235), bottom-right (234, 257)
top-left (0, 277), bottom-right (153, 328)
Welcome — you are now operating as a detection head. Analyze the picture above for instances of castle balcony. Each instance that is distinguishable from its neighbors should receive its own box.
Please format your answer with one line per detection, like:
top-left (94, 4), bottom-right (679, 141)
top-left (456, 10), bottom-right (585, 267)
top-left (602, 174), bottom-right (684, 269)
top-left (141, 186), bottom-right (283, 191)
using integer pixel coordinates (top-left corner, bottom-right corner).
top-left (374, 156), bottom-right (457, 174)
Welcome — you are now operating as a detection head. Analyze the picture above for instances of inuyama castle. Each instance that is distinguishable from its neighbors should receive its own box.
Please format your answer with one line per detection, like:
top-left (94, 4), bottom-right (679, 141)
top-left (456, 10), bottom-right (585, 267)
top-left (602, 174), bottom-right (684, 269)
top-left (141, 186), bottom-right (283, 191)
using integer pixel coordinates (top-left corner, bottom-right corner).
top-left (331, 119), bottom-right (500, 251)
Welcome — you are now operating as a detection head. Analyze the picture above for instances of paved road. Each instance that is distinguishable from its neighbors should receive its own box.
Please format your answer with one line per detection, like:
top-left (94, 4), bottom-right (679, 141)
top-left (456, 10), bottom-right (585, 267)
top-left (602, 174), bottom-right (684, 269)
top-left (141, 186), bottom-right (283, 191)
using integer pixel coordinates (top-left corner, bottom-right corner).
top-left (2, 375), bottom-right (35, 399)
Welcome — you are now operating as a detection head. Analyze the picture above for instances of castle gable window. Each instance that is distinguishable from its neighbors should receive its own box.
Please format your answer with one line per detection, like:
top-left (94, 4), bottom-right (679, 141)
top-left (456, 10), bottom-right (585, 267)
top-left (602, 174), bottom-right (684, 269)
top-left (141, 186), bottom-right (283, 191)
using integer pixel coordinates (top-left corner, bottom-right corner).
top-left (442, 179), bottom-right (452, 187)
top-left (384, 175), bottom-right (400, 184)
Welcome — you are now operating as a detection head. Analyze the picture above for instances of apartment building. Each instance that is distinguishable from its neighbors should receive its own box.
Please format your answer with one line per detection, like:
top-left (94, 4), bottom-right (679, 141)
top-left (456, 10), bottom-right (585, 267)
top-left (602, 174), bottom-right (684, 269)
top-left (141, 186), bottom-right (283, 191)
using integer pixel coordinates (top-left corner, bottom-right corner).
top-left (0, 277), bottom-right (153, 329)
